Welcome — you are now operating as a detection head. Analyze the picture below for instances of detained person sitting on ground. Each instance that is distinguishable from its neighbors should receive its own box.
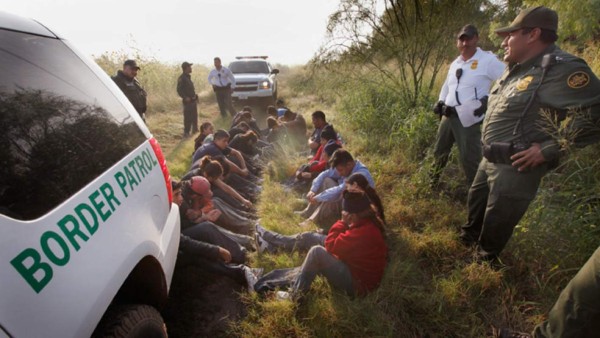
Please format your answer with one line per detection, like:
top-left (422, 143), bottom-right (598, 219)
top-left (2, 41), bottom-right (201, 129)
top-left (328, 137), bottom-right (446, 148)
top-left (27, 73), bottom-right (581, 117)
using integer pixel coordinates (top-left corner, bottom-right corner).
top-left (276, 99), bottom-right (288, 118)
top-left (297, 149), bottom-right (375, 232)
top-left (183, 156), bottom-right (254, 210)
top-left (229, 130), bottom-right (260, 157)
top-left (272, 187), bottom-right (388, 300)
top-left (308, 110), bottom-right (329, 156)
top-left (182, 175), bottom-right (257, 241)
top-left (193, 122), bottom-right (215, 153)
top-left (265, 116), bottom-right (287, 144)
top-left (297, 125), bottom-right (341, 181)
top-left (280, 109), bottom-right (308, 149)
top-left (172, 180), bottom-right (262, 290)
top-left (257, 173), bottom-right (385, 254)
top-left (179, 177), bottom-right (254, 250)
top-left (190, 154), bottom-right (262, 203)
top-left (290, 127), bottom-right (342, 193)
top-left (192, 129), bottom-right (250, 178)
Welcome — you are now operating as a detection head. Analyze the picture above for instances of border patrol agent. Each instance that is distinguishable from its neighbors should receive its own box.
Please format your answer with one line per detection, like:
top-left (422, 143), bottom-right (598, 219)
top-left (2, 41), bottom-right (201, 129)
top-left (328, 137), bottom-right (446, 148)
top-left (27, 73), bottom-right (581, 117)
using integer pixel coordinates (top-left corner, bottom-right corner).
top-left (432, 24), bottom-right (505, 187)
top-left (112, 59), bottom-right (147, 122)
top-left (499, 246), bottom-right (600, 338)
top-left (208, 57), bottom-right (237, 117)
top-left (460, 7), bottom-right (600, 262)
top-left (177, 61), bottom-right (199, 137)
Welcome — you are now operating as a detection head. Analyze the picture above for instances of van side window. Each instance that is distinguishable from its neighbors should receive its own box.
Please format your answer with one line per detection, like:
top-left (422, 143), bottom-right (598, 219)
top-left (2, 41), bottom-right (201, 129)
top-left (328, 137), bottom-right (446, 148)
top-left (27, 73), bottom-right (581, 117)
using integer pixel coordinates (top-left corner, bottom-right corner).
top-left (0, 29), bottom-right (147, 220)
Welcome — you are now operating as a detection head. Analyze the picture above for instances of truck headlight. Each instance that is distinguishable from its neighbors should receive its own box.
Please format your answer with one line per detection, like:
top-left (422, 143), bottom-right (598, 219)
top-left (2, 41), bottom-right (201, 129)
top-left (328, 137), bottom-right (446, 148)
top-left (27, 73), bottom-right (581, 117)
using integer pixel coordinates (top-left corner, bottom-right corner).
top-left (260, 80), bottom-right (270, 89)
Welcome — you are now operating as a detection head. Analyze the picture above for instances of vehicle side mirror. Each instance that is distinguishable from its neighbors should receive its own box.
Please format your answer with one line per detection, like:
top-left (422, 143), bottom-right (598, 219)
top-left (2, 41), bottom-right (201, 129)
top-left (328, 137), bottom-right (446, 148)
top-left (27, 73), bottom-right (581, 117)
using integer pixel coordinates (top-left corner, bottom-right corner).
top-left (271, 69), bottom-right (280, 74)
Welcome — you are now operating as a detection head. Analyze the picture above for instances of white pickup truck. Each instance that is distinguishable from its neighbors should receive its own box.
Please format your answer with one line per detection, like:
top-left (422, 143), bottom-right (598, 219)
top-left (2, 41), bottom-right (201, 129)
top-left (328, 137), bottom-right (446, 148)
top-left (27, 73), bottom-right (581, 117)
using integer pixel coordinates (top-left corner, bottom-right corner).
top-left (229, 56), bottom-right (279, 106)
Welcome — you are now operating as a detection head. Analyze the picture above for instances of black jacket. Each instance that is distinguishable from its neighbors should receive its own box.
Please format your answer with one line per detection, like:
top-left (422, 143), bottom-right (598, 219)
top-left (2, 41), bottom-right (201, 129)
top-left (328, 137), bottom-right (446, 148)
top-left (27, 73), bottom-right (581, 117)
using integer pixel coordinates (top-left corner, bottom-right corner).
top-left (177, 73), bottom-right (197, 101)
top-left (112, 71), bottom-right (147, 115)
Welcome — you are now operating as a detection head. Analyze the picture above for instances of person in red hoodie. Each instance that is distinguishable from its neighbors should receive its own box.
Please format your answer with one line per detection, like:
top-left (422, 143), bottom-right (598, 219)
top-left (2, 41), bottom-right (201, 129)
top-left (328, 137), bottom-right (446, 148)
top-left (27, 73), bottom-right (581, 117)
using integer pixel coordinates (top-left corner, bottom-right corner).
top-left (277, 183), bottom-right (388, 299)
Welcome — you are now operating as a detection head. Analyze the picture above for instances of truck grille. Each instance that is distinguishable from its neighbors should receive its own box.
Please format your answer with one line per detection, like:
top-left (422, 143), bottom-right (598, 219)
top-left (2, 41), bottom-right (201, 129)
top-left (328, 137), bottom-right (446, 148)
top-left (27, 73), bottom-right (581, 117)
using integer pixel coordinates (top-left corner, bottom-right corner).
top-left (235, 82), bottom-right (258, 92)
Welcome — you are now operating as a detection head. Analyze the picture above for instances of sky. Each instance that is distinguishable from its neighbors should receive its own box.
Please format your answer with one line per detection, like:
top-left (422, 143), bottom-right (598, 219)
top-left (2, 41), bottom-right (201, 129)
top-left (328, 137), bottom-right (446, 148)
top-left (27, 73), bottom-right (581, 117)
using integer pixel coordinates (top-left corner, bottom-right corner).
top-left (3, 0), bottom-right (340, 66)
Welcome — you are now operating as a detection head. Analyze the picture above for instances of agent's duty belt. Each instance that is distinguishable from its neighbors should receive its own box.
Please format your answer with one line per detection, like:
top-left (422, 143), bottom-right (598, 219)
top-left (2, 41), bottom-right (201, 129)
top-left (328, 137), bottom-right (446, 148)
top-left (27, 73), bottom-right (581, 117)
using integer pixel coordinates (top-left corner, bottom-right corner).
top-left (482, 142), bottom-right (528, 164)
top-left (442, 105), bottom-right (457, 117)
top-left (213, 84), bottom-right (232, 92)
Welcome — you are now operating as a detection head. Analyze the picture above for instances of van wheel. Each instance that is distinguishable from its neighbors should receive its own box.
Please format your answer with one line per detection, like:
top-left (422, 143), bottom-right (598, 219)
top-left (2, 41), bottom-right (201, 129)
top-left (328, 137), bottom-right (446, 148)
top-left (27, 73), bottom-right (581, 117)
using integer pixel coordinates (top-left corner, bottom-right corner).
top-left (92, 304), bottom-right (167, 338)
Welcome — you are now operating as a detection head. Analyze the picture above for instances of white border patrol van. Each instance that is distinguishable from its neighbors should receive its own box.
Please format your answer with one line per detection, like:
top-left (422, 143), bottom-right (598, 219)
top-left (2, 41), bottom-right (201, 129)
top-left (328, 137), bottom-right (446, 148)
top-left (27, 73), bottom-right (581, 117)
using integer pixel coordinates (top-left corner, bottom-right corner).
top-left (0, 11), bottom-right (180, 338)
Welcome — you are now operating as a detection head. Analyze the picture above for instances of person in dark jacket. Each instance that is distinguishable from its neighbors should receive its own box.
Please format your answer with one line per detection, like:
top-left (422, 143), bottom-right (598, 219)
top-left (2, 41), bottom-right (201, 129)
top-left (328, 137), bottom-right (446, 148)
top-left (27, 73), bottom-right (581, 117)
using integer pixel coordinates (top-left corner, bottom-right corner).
top-left (112, 59), bottom-right (147, 122)
top-left (173, 180), bottom-right (261, 291)
top-left (177, 61), bottom-right (199, 137)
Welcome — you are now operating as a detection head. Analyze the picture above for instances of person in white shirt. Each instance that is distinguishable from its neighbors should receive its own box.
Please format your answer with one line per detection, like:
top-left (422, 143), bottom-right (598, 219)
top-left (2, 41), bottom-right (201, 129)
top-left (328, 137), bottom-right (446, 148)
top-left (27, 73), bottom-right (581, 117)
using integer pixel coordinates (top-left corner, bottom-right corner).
top-left (208, 57), bottom-right (237, 117)
top-left (431, 24), bottom-right (506, 187)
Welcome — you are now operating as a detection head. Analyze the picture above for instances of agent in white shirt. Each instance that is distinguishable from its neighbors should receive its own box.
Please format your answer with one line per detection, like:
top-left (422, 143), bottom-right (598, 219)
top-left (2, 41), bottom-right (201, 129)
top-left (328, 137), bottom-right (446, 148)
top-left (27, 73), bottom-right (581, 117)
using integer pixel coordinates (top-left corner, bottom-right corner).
top-left (208, 57), bottom-right (237, 117)
top-left (431, 24), bottom-right (505, 187)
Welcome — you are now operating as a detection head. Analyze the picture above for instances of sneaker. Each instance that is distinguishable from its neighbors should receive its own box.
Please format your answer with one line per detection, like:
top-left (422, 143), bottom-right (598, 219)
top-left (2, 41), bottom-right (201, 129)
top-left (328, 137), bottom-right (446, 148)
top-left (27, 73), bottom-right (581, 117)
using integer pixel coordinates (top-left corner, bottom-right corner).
top-left (255, 232), bottom-right (270, 254)
top-left (276, 290), bottom-right (291, 301)
top-left (242, 266), bottom-right (264, 293)
top-left (255, 223), bottom-right (266, 237)
top-left (497, 328), bottom-right (531, 338)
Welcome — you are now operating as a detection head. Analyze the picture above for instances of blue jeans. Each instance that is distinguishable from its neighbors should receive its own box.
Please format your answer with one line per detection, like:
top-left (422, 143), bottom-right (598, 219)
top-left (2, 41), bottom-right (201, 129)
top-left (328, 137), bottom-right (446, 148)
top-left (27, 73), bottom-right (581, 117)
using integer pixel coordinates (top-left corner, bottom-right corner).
top-left (261, 229), bottom-right (325, 252)
top-left (293, 246), bottom-right (354, 295)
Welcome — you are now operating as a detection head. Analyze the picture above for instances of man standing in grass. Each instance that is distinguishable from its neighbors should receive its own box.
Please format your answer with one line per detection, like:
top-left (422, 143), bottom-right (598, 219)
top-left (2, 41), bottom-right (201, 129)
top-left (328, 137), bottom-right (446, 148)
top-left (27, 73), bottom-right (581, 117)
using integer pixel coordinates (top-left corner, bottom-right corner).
top-left (208, 57), bottom-right (236, 117)
top-left (177, 61), bottom-right (199, 137)
top-left (112, 59), bottom-right (147, 122)
top-left (431, 24), bottom-right (505, 187)
top-left (459, 6), bottom-right (600, 262)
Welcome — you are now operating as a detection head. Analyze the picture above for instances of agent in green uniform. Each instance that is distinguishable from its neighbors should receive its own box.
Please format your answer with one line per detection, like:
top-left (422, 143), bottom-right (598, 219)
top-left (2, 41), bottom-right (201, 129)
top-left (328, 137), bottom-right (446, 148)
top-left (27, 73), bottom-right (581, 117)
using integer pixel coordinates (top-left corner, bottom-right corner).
top-left (498, 246), bottom-right (600, 338)
top-left (459, 6), bottom-right (600, 261)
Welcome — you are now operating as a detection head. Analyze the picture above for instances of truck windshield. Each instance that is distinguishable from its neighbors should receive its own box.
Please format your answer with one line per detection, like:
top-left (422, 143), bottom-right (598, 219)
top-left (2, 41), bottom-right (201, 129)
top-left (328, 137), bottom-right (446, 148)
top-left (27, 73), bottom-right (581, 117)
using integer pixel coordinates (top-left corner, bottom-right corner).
top-left (229, 61), bottom-right (270, 74)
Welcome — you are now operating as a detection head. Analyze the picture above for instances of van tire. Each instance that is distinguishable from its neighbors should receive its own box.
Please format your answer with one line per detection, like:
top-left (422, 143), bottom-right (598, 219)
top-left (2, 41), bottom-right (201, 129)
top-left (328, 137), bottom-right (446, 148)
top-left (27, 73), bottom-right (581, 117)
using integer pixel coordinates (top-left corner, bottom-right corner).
top-left (92, 304), bottom-right (167, 338)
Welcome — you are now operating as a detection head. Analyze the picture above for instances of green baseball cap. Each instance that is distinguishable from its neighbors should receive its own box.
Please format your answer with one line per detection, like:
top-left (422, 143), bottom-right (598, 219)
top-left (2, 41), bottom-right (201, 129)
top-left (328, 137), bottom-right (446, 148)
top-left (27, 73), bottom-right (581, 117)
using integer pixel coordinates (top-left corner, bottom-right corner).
top-left (495, 6), bottom-right (558, 35)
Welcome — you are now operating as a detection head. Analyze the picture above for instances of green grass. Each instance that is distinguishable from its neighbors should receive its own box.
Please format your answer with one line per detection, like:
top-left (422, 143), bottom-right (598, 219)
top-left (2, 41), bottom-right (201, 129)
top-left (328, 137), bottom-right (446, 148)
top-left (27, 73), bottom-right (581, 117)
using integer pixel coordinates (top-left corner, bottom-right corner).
top-left (120, 45), bottom-right (600, 337)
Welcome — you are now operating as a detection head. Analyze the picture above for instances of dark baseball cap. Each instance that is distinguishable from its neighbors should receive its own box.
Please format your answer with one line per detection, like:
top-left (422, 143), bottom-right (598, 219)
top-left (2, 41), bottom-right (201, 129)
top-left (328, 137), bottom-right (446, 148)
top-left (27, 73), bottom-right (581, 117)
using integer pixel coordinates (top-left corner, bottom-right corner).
top-left (181, 61), bottom-right (193, 69)
top-left (457, 24), bottom-right (478, 39)
top-left (495, 6), bottom-right (558, 35)
top-left (123, 59), bottom-right (140, 70)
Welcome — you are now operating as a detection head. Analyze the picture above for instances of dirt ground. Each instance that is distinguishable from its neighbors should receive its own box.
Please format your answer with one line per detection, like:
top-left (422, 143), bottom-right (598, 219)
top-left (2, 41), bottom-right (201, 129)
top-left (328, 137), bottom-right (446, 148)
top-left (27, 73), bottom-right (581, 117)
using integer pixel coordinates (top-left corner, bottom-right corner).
top-left (163, 262), bottom-right (247, 338)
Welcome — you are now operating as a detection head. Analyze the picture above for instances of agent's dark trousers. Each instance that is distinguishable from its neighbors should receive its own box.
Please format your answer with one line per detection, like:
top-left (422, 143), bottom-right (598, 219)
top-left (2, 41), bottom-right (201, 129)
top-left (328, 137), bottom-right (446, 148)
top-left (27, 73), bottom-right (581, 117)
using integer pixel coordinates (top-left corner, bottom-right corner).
top-left (461, 158), bottom-right (547, 260)
top-left (533, 246), bottom-right (600, 337)
top-left (432, 115), bottom-right (482, 186)
top-left (183, 101), bottom-right (198, 135)
top-left (215, 90), bottom-right (236, 117)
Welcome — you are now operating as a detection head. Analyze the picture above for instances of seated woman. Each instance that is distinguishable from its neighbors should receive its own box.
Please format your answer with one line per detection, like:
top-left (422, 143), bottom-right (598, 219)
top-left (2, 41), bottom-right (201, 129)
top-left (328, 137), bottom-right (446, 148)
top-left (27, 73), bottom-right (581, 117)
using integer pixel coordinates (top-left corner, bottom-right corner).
top-left (184, 155), bottom-right (254, 210)
top-left (266, 184), bottom-right (388, 299)
top-left (193, 122), bottom-right (215, 153)
top-left (172, 180), bottom-right (262, 291)
top-left (256, 173), bottom-right (385, 253)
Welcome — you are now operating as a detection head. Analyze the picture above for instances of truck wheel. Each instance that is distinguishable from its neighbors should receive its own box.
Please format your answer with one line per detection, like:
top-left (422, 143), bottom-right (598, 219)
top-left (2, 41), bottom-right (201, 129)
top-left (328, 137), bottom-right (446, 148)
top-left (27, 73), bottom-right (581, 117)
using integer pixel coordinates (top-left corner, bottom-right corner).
top-left (92, 304), bottom-right (167, 338)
